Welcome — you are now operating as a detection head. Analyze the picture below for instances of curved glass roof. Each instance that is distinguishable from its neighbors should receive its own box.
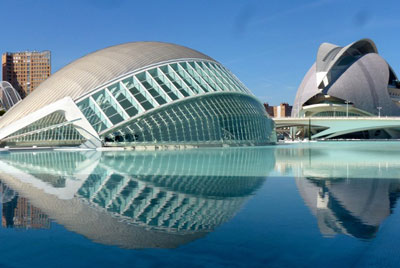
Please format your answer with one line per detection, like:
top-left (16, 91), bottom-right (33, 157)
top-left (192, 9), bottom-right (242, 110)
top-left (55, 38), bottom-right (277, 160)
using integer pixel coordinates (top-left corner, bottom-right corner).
top-left (75, 59), bottom-right (253, 135)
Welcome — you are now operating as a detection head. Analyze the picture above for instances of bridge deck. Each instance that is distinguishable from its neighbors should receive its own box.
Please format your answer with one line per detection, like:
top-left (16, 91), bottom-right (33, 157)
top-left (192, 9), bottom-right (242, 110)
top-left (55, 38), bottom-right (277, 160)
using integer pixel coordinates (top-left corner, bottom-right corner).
top-left (273, 117), bottom-right (400, 139)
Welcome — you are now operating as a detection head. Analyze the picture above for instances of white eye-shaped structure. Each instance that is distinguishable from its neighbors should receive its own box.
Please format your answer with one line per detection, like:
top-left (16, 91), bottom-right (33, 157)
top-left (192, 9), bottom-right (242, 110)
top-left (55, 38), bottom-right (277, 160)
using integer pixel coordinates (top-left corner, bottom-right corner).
top-left (0, 42), bottom-right (275, 148)
top-left (292, 38), bottom-right (400, 118)
top-left (0, 81), bottom-right (21, 111)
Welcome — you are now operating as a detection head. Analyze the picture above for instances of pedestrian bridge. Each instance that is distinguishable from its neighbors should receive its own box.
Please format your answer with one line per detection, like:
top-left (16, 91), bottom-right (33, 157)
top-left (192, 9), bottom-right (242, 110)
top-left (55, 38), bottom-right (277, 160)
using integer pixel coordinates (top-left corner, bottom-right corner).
top-left (273, 117), bottom-right (400, 139)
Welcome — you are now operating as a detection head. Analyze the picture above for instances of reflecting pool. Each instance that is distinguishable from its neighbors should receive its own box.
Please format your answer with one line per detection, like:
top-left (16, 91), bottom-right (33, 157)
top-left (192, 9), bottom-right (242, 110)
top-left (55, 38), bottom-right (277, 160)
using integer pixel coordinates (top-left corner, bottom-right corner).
top-left (0, 142), bottom-right (400, 267)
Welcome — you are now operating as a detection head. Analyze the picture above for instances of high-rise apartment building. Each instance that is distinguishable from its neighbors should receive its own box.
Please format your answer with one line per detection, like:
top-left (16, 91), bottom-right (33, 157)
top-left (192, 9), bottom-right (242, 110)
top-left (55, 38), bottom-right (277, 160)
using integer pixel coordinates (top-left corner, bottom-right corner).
top-left (2, 51), bottom-right (51, 98)
top-left (264, 102), bottom-right (293, 118)
top-left (0, 182), bottom-right (50, 229)
top-left (263, 103), bottom-right (274, 117)
top-left (273, 103), bottom-right (292, 118)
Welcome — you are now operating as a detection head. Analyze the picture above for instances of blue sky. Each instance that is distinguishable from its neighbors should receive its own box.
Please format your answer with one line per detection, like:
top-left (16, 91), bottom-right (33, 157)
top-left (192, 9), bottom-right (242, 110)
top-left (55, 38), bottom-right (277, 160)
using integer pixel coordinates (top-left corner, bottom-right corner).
top-left (1, 0), bottom-right (399, 105)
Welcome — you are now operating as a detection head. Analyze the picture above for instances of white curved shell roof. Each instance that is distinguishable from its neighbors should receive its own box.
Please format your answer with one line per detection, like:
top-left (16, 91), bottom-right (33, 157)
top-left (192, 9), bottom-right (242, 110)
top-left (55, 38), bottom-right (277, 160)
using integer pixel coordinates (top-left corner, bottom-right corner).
top-left (319, 38), bottom-right (377, 76)
top-left (0, 42), bottom-right (215, 128)
top-left (327, 53), bottom-right (399, 116)
top-left (292, 38), bottom-right (395, 117)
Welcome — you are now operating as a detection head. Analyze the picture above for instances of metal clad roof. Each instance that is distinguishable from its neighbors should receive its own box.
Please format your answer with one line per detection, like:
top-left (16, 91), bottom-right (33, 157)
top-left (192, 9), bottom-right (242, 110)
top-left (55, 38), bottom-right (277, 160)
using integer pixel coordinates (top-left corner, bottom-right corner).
top-left (293, 38), bottom-right (384, 117)
top-left (291, 63), bottom-right (319, 117)
top-left (316, 42), bottom-right (340, 73)
top-left (327, 53), bottom-right (400, 116)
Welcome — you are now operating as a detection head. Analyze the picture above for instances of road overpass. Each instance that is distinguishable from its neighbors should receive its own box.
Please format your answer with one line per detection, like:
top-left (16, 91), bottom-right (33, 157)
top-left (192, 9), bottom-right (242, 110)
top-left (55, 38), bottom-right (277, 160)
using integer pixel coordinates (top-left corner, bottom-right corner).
top-left (273, 117), bottom-right (400, 139)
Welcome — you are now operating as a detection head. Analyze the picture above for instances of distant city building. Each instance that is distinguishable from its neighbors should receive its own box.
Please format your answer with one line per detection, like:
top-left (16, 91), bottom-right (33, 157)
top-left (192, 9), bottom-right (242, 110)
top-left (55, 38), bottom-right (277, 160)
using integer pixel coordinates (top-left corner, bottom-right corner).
top-left (0, 182), bottom-right (50, 229)
top-left (263, 103), bottom-right (274, 117)
top-left (2, 51), bottom-right (51, 98)
top-left (264, 103), bottom-right (292, 118)
top-left (274, 103), bottom-right (292, 118)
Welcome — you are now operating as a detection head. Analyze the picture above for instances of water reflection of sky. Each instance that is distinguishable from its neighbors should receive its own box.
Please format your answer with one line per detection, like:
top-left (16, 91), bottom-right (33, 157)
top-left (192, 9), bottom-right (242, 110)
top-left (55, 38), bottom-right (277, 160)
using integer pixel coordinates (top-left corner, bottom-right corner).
top-left (0, 142), bottom-right (399, 267)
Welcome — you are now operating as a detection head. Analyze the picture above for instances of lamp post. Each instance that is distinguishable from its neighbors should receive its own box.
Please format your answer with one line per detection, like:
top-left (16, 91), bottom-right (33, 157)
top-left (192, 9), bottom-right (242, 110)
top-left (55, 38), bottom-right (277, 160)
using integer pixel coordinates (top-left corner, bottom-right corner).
top-left (297, 98), bottom-right (301, 118)
top-left (345, 100), bottom-right (350, 117)
top-left (377, 106), bottom-right (382, 118)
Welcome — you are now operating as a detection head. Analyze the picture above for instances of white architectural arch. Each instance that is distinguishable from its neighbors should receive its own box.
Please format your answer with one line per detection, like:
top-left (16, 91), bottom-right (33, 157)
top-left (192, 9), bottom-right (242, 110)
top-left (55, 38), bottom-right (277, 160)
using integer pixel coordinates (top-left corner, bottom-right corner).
top-left (0, 81), bottom-right (21, 111)
top-left (0, 97), bottom-right (101, 148)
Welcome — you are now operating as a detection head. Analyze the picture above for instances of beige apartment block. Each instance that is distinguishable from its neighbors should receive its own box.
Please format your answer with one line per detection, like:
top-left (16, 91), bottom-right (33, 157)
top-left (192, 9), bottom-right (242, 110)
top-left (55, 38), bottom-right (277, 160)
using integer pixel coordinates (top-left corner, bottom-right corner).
top-left (2, 51), bottom-right (51, 98)
top-left (264, 102), bottom-right (292, 118)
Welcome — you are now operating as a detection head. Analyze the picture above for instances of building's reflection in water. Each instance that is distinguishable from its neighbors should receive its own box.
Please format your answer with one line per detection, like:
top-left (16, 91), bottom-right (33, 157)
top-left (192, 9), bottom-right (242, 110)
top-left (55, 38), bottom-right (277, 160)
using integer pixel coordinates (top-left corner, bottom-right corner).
top-left (0, 148), bottom-right (275, 248)
top-left (275, 143), bottom-right (400, 239)
top-left (2, 143), bottom-right (396, 245)
top-left (296, 178), bottom-right (400, 239)
top-left (0, 182), bottom-right (50, 229)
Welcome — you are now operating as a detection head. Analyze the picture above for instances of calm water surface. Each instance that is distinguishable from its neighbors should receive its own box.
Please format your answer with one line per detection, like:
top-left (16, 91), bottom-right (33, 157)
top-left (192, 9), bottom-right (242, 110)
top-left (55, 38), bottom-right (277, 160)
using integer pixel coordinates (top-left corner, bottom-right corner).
top-left (0, 141), bottom-right (399, 267)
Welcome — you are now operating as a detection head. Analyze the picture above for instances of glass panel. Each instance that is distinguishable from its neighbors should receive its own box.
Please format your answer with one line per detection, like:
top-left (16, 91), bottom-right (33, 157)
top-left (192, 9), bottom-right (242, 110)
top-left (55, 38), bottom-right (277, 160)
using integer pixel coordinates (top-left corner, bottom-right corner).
top-left (159, 66), bottom-right (190, 97)
top-left (214, 63), bottom-right (249, 93)
top-left (172, 63), bottom-right (203, 94)
top-left (101, 94), bottom-right (272, 146)
top-left (108, 83), bottom-right (140, 117)
top-left (150, 71), bottom-right (180, 101)
top-left (182, 62), bottom-right (211, 93)
top-left (92, 89), bottom-right (124, 125)
top-left (189, 62), bottom-right (218, 91)
top-left (137, 71), bottom-right (168, 105)
top-left (123, 77), bottom-right (154, 111)
top-left (77, 98), bottom-right (108, 132)
top-left (198, 62), bottom-right (225, 91)
top-left (216, 63), bottom-right (243, 92)
top-left (206, 62), bottom-right (241, 92)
